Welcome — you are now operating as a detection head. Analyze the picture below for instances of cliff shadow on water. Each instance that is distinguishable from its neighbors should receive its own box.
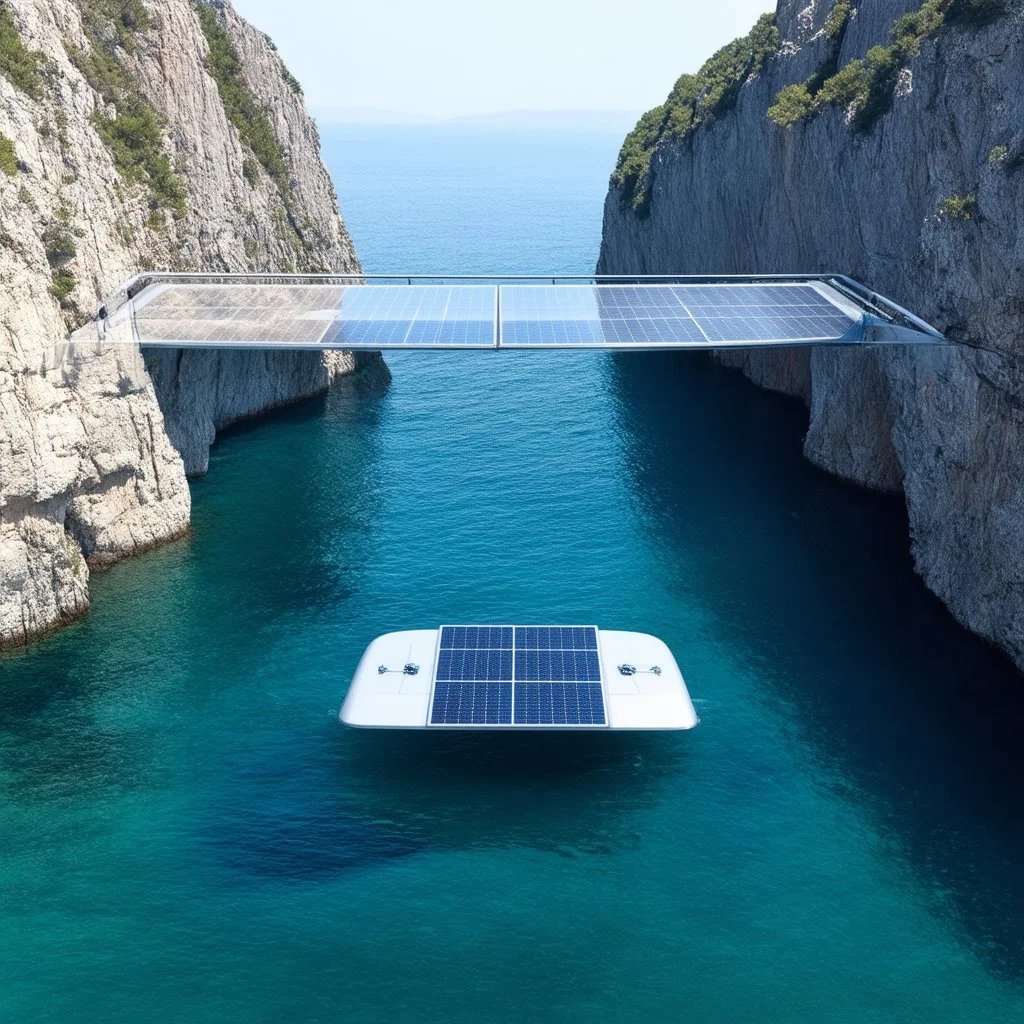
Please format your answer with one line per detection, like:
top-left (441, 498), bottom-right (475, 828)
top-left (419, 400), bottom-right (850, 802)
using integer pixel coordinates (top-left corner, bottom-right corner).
top-left (607, 350), bottom-right (1024, 980)
top-left (0, 367), bottom-right (392, 804)
top-left (188, 361), bottom-right (394, 623)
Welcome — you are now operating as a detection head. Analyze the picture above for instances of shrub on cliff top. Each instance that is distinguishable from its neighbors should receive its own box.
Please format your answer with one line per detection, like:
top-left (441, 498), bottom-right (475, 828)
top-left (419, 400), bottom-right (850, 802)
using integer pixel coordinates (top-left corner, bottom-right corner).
top-left (94, 106), bottom-right (187, 213)
top-left (67, 38), bottom-right (187, 214)
top-left (194, 4), bottom-right (289, 187)
top-left (852, 44), bottom-right (903, 128)
top-left (891, 0), bottom-right (947, 57)
top-left (610, 106), bottom-right (666, 216)
top-left (696, 12), bottom-right (780, 115)
top-left (0, 2), bottom-right (44, 98)
top-left (816, 59), bottom-right (868, 107)
top-left (612, 12), bottom-right (779, 215)
top-left (766, 0), bottom-right (1004, 134)
top-left (823, 1), bottom-right (853, 40)
top-left (941, 193), bottom-right (977, 219)
top-left (767, 84), bottom-right (815, 127)
top-left (43, 213), bottom-right (80, 311)
top-left (0, 131), bottom-right (17, 175)
top-left (67, 1), bottom-right (187, 215)
top-left (80, 0), bottom-right (151, 52)
top-left (280, 62), bottom-right (303, 98)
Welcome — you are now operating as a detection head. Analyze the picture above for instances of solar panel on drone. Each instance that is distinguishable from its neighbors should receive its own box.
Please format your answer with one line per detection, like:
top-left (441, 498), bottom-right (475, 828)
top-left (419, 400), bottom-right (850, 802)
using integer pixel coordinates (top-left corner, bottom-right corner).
top-left (128, 284), bottom-right (498, 349)
top-left (514, 682), bottom-right (605, 726)
top-left (512, 626), bottom-right (605, 726)
top-left (430, 625), bottom-right (606, 727)
top-left (498, 283), bottom-right (861, 348)
top-left (430, 625), bottom-right (514, 725)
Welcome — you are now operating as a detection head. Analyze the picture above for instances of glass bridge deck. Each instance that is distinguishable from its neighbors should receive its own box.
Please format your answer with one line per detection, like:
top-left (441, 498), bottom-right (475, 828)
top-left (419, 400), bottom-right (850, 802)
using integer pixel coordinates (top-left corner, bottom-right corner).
top-left (93, 274), bottom-right (946, 351)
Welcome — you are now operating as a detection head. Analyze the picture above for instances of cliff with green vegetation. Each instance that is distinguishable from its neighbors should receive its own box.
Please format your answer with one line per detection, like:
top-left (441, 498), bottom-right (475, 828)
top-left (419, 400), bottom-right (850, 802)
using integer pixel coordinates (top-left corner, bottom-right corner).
top-left (599, 0), bottom-right (1024, 670)
top-left (0, 0), bottom-right (369, 649)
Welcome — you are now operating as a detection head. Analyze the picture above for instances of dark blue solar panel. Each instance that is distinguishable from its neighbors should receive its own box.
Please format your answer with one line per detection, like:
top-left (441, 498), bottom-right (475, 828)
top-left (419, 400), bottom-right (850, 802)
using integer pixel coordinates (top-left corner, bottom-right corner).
top-left (500, 317), bottom-right (704, 346)
top-left (514, 626), bottom-right (597, 651)
top-left (514, 650), bottom-right (601, 682)
top-left (603, 317), bottom-right (705, 344)
top-left (436, 649), bottom-right (513, 682)
top-left (431, 682), bottom-right (513, 725)
top-left (323, 319), bottom-right (495, 348)
top-left (513, 683), bottom-right (605, 725)
top-left (316, 286), bottom-right (497, 349)
top-left (596, 287), bottom-right (688, 317)
top-left (440, 625), bottom-right (513, 650)
top-left (432, 624), bottom-right (605, 727)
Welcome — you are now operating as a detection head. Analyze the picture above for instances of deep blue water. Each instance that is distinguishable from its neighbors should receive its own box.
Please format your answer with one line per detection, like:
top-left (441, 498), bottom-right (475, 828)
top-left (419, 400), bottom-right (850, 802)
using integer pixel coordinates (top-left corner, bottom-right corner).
top-left (3, 124), bottom-right (1024, 1022)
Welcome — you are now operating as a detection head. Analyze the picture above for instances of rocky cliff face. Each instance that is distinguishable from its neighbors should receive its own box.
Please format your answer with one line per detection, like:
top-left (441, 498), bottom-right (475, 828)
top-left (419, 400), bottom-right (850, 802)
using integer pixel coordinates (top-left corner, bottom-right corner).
top-left (0, 0), bottom-right (368, 648)
top-left (599, 0), bottom-right (1024, 669)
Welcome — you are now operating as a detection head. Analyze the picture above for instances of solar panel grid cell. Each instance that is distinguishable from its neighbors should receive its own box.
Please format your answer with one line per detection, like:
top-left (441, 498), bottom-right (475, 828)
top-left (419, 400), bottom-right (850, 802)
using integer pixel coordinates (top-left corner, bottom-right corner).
top-left (430, 625), bottom-right (514, 725)
top-left (319, 285), bottom-right (496, 348)
top-left (436, 648), bottom-right (513, 682)
top-left (514, 649), bottom-right (601, 682)
top-left (431, 682), bottom-right (513, 725)
top-left (513, 626), bottom-right (598, 650)
top-left (513, 683), bottom-right (606, 726)
top-left (511, 625), bottom-right (604, 725)
top-left (441, 625), bottom-right (513, 649)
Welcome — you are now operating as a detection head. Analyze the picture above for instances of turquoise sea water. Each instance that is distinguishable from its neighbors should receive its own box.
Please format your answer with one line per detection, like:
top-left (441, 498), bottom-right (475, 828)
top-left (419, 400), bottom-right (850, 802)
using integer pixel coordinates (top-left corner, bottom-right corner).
top-left (3, 124), bottom-right (1024, 1022)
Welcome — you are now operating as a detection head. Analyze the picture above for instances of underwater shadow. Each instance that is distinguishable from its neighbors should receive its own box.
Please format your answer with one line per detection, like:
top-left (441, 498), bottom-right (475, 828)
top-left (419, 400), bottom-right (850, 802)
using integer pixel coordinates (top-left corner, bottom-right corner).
top-left (202, 725), bottom-right (687, 884)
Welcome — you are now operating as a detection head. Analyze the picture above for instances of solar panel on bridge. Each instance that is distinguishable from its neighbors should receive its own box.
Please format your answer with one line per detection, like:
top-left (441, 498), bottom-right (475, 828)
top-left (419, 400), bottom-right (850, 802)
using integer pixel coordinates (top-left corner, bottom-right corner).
top-left (133, 284), bottom-right (345, 346)
top-left (130, 283), bottom-right (497, 349)
top-left (319, 285), bottom-right (496, 348)
top-left (100, 273), bottom-right (946, 353)
top-left (429, 624), bottom-right (606, 727)
top-left (499, 283), bottom-right (861, 348)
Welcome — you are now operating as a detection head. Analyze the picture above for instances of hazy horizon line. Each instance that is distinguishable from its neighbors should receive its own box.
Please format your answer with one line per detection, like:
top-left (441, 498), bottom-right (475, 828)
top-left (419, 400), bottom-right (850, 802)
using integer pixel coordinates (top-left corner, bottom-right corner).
top-left (311, 106), bottom-right (644, 129)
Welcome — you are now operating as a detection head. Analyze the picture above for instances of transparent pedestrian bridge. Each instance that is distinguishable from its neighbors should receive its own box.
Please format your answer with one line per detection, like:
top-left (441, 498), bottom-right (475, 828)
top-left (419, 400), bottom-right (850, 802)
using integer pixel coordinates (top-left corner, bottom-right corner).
top-left (90, 273), bottom-right (946, 351)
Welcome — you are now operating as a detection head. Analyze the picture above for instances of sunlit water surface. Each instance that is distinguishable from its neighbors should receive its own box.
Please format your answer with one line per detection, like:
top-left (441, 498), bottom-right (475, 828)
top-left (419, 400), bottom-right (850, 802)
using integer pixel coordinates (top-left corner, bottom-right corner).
top-left (3, 124), bottom-right (1024, 1023)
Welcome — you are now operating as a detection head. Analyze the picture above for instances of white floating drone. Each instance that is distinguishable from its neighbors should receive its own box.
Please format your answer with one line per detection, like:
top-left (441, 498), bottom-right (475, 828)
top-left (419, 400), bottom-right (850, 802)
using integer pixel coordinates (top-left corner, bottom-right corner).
top-left (340, 625), bottom-right (699, 731)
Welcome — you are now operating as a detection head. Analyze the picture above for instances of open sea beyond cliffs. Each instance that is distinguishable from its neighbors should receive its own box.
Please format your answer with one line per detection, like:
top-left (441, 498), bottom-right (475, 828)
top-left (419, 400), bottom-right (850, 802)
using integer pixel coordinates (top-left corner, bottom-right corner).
top-left (3, 123), bottom-right (1024, 1023)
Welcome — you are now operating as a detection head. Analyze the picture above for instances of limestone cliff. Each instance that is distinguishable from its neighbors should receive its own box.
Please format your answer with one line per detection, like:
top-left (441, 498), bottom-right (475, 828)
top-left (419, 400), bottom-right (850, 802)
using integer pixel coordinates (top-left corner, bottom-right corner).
top-left (599, 0), bottom-right (1024, 670)
top-left (0, 0), bottom-right (368, 648)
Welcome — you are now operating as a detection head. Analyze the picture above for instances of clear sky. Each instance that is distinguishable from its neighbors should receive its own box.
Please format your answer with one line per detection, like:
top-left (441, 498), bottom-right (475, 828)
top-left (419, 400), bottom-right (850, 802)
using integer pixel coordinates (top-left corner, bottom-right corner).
top-left (230, 0), bottom-right (774, 120)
